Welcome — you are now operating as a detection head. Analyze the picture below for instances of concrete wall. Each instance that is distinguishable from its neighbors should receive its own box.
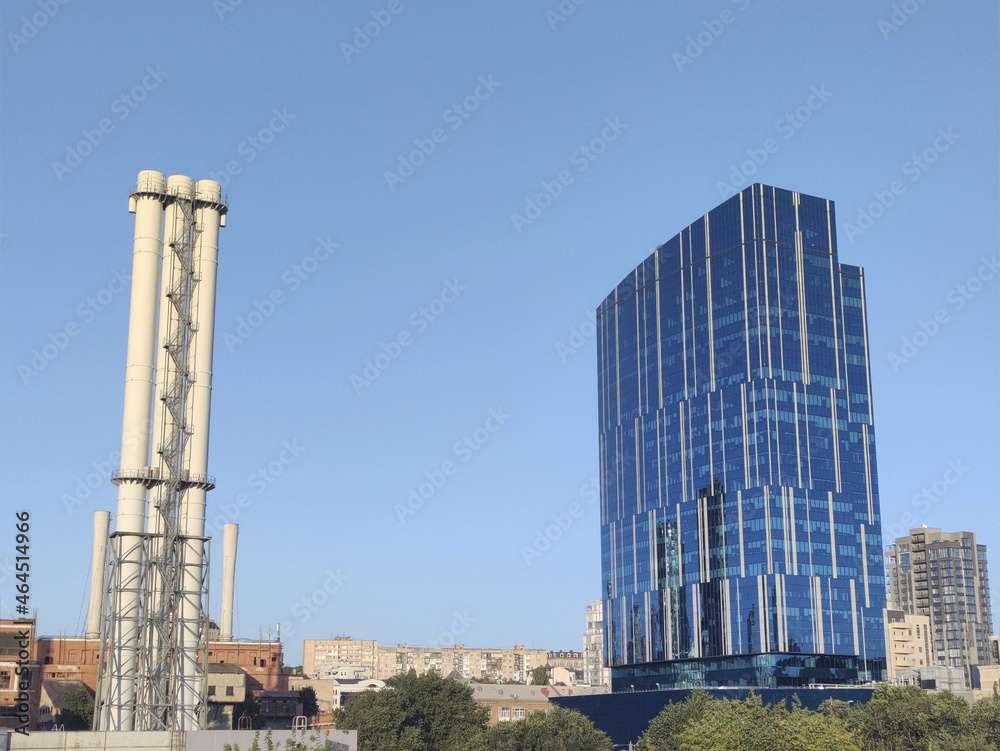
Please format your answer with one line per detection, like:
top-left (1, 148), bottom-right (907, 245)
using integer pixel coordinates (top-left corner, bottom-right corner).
top-left (9, 728), bottom-right (356, 751)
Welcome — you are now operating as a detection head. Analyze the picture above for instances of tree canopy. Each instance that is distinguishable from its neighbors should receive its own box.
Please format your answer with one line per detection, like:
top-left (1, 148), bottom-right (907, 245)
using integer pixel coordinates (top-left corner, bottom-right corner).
top-left (635, 687), bottom-right (1000, 751)
top-left (529, 667), bottom-right (548, 686)
top-left (331, 670), bottom-right (490, 751)
top-left (468, 705), bottom-right (613, 751)
top-left (298, 686), bottom-right (320, 717)
top-left (56, 688), bottom-right (94, 730)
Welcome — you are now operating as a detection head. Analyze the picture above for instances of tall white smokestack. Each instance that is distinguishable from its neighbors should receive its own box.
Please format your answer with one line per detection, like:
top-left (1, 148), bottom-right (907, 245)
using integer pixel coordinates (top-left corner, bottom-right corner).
top-left (86, 511), bottom-right (111, 639)
top-left (175, 178), bottom-right (225, 728)
top-left (220, 524), bottom-right (238, 641)
top-left (97, 170), bottom-right (227, 733)
top-left (107, 169), bottom-right (165, 730)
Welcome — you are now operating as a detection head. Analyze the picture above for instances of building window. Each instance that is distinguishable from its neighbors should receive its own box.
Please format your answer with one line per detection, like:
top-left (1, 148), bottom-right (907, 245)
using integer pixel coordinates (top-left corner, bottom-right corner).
top-left (208, 686), bottom-right (216, 696)
top-left (226, 686), bottom-right (235, 696)
top-left (498, 707), bottom-right (510, 721)
top-left (513, 708), bottom-right (526, 719)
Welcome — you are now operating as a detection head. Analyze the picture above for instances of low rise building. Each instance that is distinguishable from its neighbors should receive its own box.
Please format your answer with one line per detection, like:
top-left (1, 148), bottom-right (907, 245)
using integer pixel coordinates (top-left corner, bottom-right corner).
top-left (972, 664), bottom-right (1000, 700)
top-left (468, 683), bottom-right (548, 725)
top-left (206, 663), bottom-right (247, 729)
top-left (1, 618), bottom-right (40, 734)
top-left (35, 637), bottom-right (101, 695)
top-left (547, 651), bottom-right (583, 683)
top-left (289, 676), bottom-right (385, 716)
top-left (885, 609), bottom-right (933, 683)
top-left (255, 689), bottom-right (303, 730)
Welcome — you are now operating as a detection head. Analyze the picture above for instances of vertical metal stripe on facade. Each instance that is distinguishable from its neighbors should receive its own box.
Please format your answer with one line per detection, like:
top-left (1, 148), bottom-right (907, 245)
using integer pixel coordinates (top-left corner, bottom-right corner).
top-left (828, 491), bottom-right (838, 578)
top-left (793, 383), bottom-right (803, 487)
top-left (850, 579), bottom-right (859, 655)
top-left (793, 193), bottom-right (809, 385)
top-left (860, 523), bottom-right (870, 608)
top-left (737, 489), bottom-right (746, 577)
top-left (863, 425), bottom-right (874, 523)
top-left (831, 387), bottom-right (842, 492)
top-left (858, 272), bottom-right (874, 424)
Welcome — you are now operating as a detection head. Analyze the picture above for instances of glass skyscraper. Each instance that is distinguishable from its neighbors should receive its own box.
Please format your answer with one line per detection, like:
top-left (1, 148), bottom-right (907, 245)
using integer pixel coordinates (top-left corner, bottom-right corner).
top-left (597, 184), bottom-right (886, 690)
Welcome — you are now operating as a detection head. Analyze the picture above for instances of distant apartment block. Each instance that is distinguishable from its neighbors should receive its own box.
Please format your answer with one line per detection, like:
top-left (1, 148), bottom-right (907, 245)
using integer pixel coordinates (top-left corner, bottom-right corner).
top-left (303, 637), bottom-right (547, 683)
top-left (547, 651), bottom-right (583, 684)
top-left (886, 527), bottom-right (993, 688)
top-left (884, 609), bottom-right (932, 682)
top-left (377, 643), bottom-right (547, 683)
top-left (303, 637), bottom-right (378, 678)
top-left (583, 599), bottom-right (610, 687)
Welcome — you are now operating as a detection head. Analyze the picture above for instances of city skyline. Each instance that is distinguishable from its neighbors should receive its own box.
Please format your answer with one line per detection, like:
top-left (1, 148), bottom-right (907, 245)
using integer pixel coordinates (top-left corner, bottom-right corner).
top-left (1, 2), bottom-right (998, 668)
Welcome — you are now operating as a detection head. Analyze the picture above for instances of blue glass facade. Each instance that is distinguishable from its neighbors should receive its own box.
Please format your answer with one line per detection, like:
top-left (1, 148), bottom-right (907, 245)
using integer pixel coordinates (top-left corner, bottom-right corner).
top-left (598, 184), bottom-right (886, 690)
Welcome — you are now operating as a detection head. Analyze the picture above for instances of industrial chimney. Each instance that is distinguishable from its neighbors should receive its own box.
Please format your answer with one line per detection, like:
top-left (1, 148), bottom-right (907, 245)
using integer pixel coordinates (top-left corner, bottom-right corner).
top-left (219, 524), bottom-right (238, 641)
top-left (94, 171), bottom-right (227, 733)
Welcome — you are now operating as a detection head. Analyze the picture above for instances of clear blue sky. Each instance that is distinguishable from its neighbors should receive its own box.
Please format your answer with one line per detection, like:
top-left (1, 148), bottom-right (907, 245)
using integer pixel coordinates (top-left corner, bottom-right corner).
top-left (1, 2), bottom-right (997, 665)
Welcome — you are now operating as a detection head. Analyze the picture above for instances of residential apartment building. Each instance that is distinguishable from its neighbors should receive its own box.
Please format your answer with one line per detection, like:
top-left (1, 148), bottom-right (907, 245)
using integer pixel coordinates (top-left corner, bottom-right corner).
top-left (583, 599), bottom-right (611, 686)
top-left (377, 644), bottom-right (547, 683)
top-left (884, 609), bottom-right (932, 682)
top-left (303, 637), bottom-right (547, 683)
top-left (303, 637), bottom-right (378, 679)
top-left (886, 527), bottom-right (993, 688)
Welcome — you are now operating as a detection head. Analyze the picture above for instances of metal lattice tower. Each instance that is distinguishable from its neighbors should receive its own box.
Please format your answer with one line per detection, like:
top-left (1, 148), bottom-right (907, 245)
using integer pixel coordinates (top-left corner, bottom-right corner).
top-left (94, 173), bottom-right (225, 732)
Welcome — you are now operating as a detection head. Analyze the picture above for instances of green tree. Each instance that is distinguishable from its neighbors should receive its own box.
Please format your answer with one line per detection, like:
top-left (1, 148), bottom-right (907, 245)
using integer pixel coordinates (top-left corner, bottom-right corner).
top-left (676, 692), bottom-right (860, 751)
top-left (223, 728), bottom-right (334, 751)
top-left (331, 669), bottom-right (490, 751)
top-left (56, 688), bottom-right (94, 730)
top-left (234, 693), bottom-right (262, 730)
top-left (529, 666), bottom-right (548, 686)
top-left (636, 689), bottom-right (714, 751)
top-left (970, 690), bottom-right (1000, 749)
top-left (468, 705), bottom-right (613, 751)
top-left (299, 686), bottom-right (320, 717)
